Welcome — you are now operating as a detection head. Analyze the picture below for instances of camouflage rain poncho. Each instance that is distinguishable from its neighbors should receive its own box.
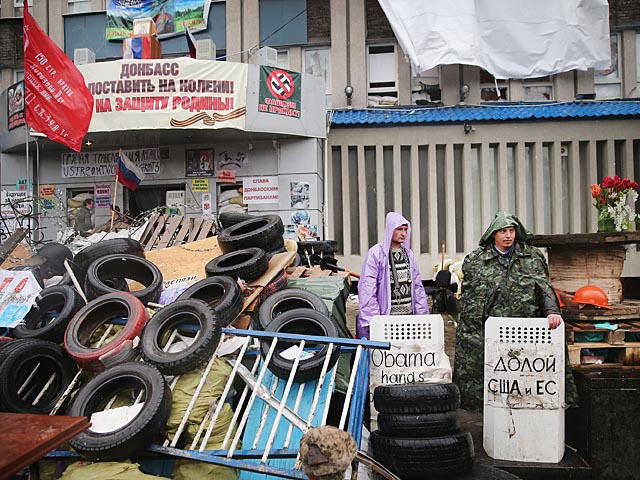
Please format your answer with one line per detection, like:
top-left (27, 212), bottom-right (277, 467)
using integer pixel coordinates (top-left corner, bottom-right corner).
top-left (453, 212), bottom-right (578, 412)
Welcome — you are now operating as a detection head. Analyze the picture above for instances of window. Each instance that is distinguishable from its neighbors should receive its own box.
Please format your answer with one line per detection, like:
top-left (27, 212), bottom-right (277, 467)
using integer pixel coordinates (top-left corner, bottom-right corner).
top-left (276, 50), bottom-right (289, 69)
top-left (68, 1), bottom-right (92, 14)
top-left (368, 44), bottom-right (397, 105)
top-left (14, 0), bottom-right (32, 6)
top-left (594, 33), bottom-right (621, 99)
top-left (523, 76), bottom-right (553, 101)
top-left (303, 47), bottom-right (331, 106)
top-left (412, 66), bottom-right (440, 104)
top-left (480, 69), bottom-right (507, 101)
top-left (15, 70), bottom-right (24, 82)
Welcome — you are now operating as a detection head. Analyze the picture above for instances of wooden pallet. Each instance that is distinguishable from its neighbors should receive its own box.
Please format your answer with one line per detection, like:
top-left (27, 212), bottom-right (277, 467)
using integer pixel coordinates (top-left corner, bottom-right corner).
top-left (565, 319), bottom-right (640, 345)
top-left (139, 214), bottom-right (217, 251)
top-left (568, 342), bottom-right (640, 367)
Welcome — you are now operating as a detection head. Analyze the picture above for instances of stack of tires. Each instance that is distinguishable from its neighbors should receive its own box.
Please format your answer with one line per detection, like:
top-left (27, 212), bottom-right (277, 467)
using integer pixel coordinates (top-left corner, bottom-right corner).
top-left (0, 238), bottom-right (173, 462)
top-left (371, 382), bottom-right (474, 479)
top-left (210, 213), bottom-right (286, 282)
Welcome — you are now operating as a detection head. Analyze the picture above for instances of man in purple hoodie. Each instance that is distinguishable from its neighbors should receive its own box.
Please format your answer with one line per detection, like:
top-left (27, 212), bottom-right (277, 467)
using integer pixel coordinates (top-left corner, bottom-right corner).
top-left (357, 212), bottom-right (429, 339)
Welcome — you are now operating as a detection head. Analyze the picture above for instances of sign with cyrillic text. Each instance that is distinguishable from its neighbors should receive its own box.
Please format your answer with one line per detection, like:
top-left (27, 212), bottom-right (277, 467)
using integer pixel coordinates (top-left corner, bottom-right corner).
top-left (243, 176), bottom-right (279, 204)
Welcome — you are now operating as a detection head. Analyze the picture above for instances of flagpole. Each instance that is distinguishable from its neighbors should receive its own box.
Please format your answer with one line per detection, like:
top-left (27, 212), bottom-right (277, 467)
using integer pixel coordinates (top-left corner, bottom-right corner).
top-left (111, 157), bottom-right (119, 230)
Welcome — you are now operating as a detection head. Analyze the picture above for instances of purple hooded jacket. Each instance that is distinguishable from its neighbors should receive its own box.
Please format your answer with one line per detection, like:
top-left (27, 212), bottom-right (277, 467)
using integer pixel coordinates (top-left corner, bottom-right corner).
top-left (357, 212), bottom-right (429, 339)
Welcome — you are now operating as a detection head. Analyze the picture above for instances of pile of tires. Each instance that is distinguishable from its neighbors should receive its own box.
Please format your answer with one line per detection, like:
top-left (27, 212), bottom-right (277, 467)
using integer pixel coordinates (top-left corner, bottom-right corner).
top-left (213, 214), bottom-right (286, 281)
top-left (371, 382), bottom-right (474, 478)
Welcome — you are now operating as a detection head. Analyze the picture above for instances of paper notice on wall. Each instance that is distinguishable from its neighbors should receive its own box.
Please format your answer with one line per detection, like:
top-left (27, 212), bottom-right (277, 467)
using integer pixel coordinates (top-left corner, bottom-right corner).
top-left (94, 182), bottom-right (112, 208)
top-left (202, 193), bottom-right (212, 215)
top-left (0, 270), bottom-right (42, 328)
top-left (243, 176), bottom-right (279, 204)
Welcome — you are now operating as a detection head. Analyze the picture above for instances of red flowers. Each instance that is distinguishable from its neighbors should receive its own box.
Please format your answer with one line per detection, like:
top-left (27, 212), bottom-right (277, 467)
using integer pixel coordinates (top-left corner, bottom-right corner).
top-left (597, 175), bottom-right (638, 192)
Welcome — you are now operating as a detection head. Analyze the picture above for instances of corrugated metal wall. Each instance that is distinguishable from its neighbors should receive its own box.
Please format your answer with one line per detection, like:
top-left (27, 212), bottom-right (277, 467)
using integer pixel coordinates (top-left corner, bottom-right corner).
top-left (327, 119), bottom-right (640, 277)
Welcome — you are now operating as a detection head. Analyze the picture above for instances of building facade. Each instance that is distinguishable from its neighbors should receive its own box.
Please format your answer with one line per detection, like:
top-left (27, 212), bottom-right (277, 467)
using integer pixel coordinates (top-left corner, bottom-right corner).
top-left (1, 0), bottom-right (640, 279)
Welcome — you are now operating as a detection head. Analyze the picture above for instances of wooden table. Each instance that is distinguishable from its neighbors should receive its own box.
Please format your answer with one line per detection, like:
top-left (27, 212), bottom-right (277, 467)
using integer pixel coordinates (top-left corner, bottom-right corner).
top-left (0, 413), bottom-right (89, 480)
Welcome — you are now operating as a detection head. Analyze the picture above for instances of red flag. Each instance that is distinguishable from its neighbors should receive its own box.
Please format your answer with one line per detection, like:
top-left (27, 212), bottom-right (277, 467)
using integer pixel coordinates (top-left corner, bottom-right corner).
top-left (23, 0), bottom-right (93, 152)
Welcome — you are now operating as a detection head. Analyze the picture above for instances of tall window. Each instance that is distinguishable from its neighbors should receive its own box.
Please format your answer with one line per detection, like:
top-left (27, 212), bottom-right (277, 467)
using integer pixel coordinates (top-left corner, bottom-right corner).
top-left (594, 33), bottom-right (621, 99)
top-left (303, 47), bottom-right (331, 107)
top-left (367, 44), bottom-right (397, 106)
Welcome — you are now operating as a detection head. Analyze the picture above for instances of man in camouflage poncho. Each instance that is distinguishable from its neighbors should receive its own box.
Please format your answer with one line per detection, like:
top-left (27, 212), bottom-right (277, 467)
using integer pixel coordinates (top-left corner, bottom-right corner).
top-left (453, 211), bottom-right (578, 412)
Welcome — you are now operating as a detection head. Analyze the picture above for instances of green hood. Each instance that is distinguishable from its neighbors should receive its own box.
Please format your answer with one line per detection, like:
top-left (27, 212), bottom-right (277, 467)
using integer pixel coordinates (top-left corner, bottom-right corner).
top-left (479, 211), bottom-right (533, 246)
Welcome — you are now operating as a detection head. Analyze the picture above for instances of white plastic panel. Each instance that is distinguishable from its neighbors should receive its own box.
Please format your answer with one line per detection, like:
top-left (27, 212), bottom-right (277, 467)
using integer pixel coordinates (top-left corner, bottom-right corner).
top-left (484, 317), bottom-right (565, 463)
top-left (370, 314), bottom-right (452, 429)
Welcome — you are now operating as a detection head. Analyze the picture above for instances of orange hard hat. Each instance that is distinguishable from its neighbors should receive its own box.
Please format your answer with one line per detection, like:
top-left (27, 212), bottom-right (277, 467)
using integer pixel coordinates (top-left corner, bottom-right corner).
top-left (573, 285), bottom-right (613, 309)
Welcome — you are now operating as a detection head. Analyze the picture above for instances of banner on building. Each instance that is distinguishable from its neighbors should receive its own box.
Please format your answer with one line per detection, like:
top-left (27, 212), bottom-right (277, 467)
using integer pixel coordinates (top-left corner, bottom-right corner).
top-left (23, 0), bottom-right (94, 152)
top-left (106, 0), bottom-right (214, 40)
top-left (258, 67), bottom-right (302, 118)
top-left (39, 184), bottom-right (57, 212)
top-left (243, 176), bottom-right (279, 204)
top-left (78, 58), bottom-right (248, 132)
top-left (61, 148), bottom-right (161, 179)
top-left (7, 80), bottom-right (25, 131)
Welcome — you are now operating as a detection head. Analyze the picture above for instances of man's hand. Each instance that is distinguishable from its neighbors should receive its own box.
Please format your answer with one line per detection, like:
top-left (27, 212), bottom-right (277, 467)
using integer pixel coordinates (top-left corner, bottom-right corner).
top-left (547, 314), bottom-right (563, 329)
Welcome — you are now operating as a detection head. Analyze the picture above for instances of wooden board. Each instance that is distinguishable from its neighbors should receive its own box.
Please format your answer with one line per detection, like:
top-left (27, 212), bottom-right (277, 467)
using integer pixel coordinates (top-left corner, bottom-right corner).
top-left (562, 300), bottom-right (640, 321)
top-left (144, 236), bottom-right (222, 284)
top-left (531, 230), bottom-right (640, 247)
top-left (0, 413), bottom-right (89, 479)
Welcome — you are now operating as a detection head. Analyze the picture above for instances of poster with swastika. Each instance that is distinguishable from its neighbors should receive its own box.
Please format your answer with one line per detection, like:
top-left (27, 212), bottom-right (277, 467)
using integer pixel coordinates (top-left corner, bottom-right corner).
top-left (258, 66), bottom-right (302, 118)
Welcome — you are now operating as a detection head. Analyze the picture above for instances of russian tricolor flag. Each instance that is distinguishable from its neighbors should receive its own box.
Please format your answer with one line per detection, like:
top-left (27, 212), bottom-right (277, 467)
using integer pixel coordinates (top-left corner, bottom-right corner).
top-left (116, 151), bottom-right (145, 191)
top-left (185, 25), bottom-right (197, 59)
top-left (123, 37), bottom-right (153, 59)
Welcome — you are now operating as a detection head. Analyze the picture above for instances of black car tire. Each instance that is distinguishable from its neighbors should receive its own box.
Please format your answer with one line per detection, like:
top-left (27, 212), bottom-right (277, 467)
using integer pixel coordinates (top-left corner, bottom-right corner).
top-left (369, 430), bottom-right (474, 479)
top-left (68, 362), bottom-right (171, 462)
top-left (377, 411), bottom-right (460, 438)
top-left (205, 248), bottom-right (268, 283)
top-left (141, 299), bottom-right (222, 375)
top-left (373, 382), bottom-right (461, 414)
top-left (84, 254), bottom-right (163, 305)
top-left (217, 215), bottom-right (284, 253)
top-left (261, 308), bottom-right (340, 382)
top-left (258, 288), bottom-right (329, 330)
top-left (13, 285), bottom-right (85, 343)
top-left (176, 276), bottom-right (243, 327)
top-left (0, 339), bottom-right (77, 414)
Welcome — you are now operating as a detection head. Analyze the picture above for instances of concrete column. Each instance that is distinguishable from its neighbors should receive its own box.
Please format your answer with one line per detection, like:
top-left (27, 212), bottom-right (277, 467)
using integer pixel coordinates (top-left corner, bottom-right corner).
top-left (348, 0), bottom-right (367, 109)
top-left (288, 46), bottom-right (302, 73)
top-left (396, 43), bottom-right (411, 106)
top-left (243, 0), bottom-right (260, 64)
top-left (555, 71), bottom-right (575, 102)
top-left (576, 69), bottom-right (595, 96)
top-left (462, 65), bottom-right (480, 104)
top-left (330, 0), bottom-right (348, 109)
top-left (440, 64), bottom-right (460, 106)
top-left (226, 0), bottom-right (242, 62)
top-left (0, 0), bottom-right (13, 19)
top-left (621, 30), bottom-right (637, 97)
top-left (49, 1), bottom-right (65, 48)
top-left (509, 79), bottom-right (524, 101)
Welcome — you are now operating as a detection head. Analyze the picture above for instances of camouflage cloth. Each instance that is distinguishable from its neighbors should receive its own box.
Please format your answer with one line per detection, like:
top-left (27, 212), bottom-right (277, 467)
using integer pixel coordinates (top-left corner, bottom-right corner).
top-left (453, 211), bottom-right (579, 412)
top-left (299, 426), bottom-right (357, 480)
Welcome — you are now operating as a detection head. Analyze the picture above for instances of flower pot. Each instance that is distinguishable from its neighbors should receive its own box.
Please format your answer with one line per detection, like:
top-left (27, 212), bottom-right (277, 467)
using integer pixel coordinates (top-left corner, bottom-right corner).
top-left (597, 214), bottom-right (617, 233)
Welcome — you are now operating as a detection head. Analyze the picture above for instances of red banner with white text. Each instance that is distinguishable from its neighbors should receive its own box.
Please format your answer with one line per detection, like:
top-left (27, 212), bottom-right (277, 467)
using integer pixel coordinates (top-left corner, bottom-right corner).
top-left (23, 0), bottom-right (93, 152)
